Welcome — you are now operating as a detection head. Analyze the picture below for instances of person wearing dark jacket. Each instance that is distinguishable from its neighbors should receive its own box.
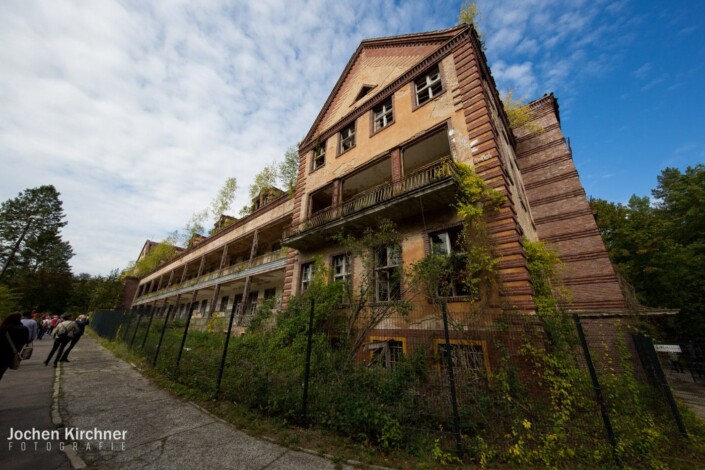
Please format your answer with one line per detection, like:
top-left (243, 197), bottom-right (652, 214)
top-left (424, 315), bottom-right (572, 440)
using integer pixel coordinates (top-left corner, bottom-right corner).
top-left (60, 314), bottom-right (89, 362)
top-left (0, 312), bottom-right (30, 381)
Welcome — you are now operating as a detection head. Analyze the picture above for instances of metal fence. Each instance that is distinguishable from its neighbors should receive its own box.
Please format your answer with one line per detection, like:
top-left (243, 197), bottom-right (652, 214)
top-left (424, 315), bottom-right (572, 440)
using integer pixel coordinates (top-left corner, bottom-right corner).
top-left (91, 309), bottom-right (128, 340)
top-left (101, 303), bottom-right (693, 466)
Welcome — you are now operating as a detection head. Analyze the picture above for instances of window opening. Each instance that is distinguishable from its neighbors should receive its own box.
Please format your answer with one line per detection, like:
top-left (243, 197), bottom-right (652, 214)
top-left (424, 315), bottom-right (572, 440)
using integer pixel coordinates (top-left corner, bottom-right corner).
top-left (339, 123), bottom-right (356, 153)
top-left (415, 67), bottom-right (442, 106)
top-left (375, 244), bottom-right (401, 302)
top-left (373, 99), bottom-right (393, 132)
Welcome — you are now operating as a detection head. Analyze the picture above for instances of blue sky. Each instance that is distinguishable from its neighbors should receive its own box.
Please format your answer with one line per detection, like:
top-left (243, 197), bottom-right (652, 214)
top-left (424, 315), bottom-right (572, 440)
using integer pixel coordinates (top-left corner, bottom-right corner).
top-left (1, 0), bottom-right (703, 275)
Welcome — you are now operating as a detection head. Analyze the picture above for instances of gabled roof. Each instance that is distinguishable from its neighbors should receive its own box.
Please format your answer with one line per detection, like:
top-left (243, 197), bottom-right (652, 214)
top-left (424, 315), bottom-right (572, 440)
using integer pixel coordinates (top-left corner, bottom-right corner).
top-left (301, 25), bottom-right (467, 149)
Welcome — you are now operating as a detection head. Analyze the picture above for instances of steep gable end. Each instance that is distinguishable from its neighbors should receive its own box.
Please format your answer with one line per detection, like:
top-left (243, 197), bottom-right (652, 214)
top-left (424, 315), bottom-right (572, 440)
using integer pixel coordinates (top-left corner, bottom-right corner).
top-left (302, 26), bottom-right (466, 146)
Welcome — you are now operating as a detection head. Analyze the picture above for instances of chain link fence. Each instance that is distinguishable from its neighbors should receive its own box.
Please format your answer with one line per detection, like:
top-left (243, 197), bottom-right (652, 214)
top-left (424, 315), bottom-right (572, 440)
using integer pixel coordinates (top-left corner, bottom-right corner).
top-left (93, 303), bottom-right (696, 466)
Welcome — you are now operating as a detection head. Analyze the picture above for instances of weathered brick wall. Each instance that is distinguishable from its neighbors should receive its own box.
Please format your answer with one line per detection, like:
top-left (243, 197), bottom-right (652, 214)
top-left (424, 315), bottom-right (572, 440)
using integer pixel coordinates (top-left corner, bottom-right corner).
top-left (515, 95), bottom-right (627, 312)
top-left (120, 277), bottom-right (139, 310)
top-left (451, 31), bottom-right (535, 314)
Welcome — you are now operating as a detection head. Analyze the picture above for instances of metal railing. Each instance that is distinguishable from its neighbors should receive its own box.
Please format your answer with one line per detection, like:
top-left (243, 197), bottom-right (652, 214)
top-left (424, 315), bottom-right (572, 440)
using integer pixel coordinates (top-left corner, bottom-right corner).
top-left (134, 248), bottom-right (288, 303)
top-left (286, 158), bottom-right (456, 238)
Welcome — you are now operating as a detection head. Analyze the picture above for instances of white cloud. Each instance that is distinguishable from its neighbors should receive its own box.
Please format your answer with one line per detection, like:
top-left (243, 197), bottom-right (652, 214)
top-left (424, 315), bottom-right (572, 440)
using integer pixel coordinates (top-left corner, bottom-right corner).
top-left (0, 0), bottom-right (444, 275)
top-left (478, 0), bottom-right (634, 106)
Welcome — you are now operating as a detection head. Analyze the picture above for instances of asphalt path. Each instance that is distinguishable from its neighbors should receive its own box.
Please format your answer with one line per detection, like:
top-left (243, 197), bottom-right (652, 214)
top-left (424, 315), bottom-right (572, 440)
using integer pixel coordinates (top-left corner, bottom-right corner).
top-left (0, 336), bottom-right (72, 469)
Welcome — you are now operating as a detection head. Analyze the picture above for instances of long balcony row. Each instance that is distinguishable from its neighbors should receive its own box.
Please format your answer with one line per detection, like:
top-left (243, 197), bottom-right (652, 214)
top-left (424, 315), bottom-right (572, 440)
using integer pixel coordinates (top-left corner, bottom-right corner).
top-left (283, 158), bottom-right (459, 249)
top-left (133, 248), bottom-right (288, 304)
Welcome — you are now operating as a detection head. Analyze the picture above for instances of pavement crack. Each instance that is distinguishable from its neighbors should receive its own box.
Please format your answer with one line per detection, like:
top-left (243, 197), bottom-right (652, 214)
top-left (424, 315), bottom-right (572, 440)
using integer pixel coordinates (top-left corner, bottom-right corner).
top-left (257, 449), bottom-right (291, 470)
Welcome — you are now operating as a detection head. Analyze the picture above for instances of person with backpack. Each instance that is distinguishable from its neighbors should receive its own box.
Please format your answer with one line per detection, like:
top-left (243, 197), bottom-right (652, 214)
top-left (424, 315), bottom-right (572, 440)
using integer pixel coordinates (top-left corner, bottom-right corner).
top-left (43, 314), bottom-right (79, 368)
top-left (60, 314), bottom-right (89, 362)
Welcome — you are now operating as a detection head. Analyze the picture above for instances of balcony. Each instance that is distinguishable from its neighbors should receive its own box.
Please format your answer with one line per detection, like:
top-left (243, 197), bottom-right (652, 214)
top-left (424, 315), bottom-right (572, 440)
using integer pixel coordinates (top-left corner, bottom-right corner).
top-left (284, 158), bottom-right (459, 250)
top-left (133, 248), bottom-right (288, 304)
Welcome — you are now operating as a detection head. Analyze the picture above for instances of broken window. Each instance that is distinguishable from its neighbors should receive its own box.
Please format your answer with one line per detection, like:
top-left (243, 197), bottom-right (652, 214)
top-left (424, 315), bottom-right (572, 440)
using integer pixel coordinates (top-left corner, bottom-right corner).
top-left (312, 144), bottom-right (325, 170)
top-left (415, 66), bottom-right (443, 106)
top-left (438, 342), bottom-right (486, 384)
top-left (300, 262), bottom-right (314, 293)
top-left (247, 291), bottom-right (259, 315)
top-left (429, 226), bottom-right (472, 297)
top-left (332, 253), bottom-right (351, 284)
top-left (375, 244), bottom-right (401, 302)
top-left (368, 339), bottom-right (404, 370)
top-left (372, 98), bottom-right (393, 132)
top-left (339, 122), bottom-right (356, 153)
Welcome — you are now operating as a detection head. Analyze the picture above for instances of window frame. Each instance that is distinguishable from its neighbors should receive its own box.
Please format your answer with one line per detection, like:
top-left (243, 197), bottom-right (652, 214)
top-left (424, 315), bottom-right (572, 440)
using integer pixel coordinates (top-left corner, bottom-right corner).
top-left (413, 65), bottom-right (445, 110)
top-left (300, 262), bottom-right (314, 293)
top-left (374, 244), bottom-right (402, 302)
top-left (338, 122), bottom-right (356, 155)
top-left (368, 336), bottom-right (407, 370)
top-left (219, 295), bottom-right (229, 312)
top-left (435, 339), bottom-right (490, 379)
top-left (428, 226), bottom-right (473, 299)
top-left (311, 144), bottom-right (326, 172)
top-left (331, 253), bottom-right (352, 284)
top-left (370, 97), bottom-right (394, 135)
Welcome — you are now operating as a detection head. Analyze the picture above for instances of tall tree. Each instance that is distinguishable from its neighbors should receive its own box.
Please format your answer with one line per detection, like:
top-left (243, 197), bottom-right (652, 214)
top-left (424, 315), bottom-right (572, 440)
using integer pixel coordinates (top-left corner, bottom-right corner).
top-left (591, 164), bottom-right (705, 337)
top-left (0, 185), bottom-right (73, 276)
top-left (278, 146), bottom-right (299, 193)
top-left (0, 186), bottom-right (74, 312)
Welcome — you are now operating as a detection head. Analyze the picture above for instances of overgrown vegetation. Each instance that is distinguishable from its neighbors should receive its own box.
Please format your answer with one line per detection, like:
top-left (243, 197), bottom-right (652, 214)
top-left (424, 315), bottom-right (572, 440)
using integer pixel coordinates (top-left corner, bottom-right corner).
top-left (458, 1), bottom-right (484, 47)
top-left (106, 162), bottom-right (705, 467)
top-left (502, 90), bottom-right (544, 136)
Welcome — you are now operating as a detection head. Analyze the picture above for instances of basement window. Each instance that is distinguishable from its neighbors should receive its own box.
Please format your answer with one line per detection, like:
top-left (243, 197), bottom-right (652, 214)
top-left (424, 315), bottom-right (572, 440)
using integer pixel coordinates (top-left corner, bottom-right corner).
top-left (415, 66), bottom-right (443, 106)
top-left (339, 122), bottom-right (356, 154)
top-left (368, 339), bottom-right (404, 370)
top-left (437, 341), bottom-right (487, 384)
top-left (372, 98), bottom-right (394, 132)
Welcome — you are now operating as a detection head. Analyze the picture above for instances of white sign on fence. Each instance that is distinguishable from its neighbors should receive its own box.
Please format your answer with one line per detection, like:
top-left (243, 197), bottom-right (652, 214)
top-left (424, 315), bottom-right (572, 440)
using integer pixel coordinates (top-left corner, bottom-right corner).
top-left (654, 344), bottom-right (682, 353)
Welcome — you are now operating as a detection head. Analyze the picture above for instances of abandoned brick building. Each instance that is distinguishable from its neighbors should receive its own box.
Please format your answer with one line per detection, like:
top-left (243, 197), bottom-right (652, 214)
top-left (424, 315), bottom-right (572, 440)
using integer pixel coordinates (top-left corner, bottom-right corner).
top-left (127, 24), bottom-right (629, 373)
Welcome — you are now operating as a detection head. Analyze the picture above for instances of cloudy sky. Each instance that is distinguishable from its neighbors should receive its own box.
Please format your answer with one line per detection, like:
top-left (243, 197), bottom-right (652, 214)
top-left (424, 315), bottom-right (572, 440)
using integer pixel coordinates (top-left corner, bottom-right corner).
top-left (1, 0), bottom-right (703, 275)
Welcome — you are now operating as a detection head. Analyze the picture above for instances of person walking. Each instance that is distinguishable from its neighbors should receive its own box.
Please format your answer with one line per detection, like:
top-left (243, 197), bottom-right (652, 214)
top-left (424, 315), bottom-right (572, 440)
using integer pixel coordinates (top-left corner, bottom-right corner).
top-left (20, 311), bottom-right (38, 342)
top-left (1, 312), bottom-right (30, 381)
top-left (44, 314), bottom-right (79, 368)
top-left (60, 314), bottom-right (89, 362)
top-left (38, 314), bottom-right (51, 339)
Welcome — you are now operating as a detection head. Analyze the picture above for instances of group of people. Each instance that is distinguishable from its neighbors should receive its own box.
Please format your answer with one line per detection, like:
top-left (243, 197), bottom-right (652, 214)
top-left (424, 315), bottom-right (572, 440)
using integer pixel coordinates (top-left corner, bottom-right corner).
top-left (0, 310), bottom-right (90, 381)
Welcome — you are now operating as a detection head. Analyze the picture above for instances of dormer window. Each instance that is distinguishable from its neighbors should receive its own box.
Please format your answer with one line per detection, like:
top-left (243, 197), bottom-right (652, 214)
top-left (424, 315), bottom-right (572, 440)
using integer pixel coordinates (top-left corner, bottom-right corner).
top-left (339, 122), bottom-right (356, 154)
top-left (312, 144), bottom-right (325, 171)
top-left (415, 66), bottom-right (443, 106)
top-left (355, 85), bottom-right (375, 102)
top-left (373, 99), bottom-right (394, 132)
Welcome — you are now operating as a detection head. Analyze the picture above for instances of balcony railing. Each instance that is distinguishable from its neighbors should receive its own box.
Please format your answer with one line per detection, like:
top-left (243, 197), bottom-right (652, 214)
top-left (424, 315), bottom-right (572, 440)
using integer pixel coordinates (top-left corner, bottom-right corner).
top-left (135, 248), bottom-right (288, 303)
top-left (285, 158), bottom-right (456, 238)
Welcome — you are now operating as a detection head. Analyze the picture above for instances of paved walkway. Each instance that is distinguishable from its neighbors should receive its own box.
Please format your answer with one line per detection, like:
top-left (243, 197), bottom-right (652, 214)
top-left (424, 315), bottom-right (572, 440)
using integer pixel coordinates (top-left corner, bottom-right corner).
top-left (58, 336), bottom-right (348, 469)
top-left (666, 370), bottom-right (705, 421)
top-left (0, 337), bottom-right (71, 470)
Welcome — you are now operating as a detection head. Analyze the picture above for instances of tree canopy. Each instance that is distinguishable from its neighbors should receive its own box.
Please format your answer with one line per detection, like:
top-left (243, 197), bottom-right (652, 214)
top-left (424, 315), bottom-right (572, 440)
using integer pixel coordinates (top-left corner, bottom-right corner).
top-left (591, 164), bottom-right (705, 337)
top-left (0, 185), bottom-right (73, 276)
top-left (0, 185), bottom-right (75, 313)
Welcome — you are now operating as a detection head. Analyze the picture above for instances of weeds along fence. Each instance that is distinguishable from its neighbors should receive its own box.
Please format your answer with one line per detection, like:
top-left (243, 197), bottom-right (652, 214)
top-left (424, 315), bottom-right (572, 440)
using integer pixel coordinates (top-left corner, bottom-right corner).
top-left (99, 303), bottom-right (697, 467)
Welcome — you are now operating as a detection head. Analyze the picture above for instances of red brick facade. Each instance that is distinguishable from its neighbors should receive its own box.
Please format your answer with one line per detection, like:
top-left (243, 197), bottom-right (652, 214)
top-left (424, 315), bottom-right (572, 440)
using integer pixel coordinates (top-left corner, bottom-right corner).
top-left (515, 95), bottom-right (627, 312)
